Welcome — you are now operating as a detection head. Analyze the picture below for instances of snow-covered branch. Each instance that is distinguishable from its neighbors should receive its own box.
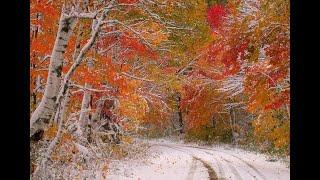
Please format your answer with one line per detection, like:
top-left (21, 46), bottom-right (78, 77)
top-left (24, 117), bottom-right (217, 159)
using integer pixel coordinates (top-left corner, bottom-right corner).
top-left (177, 52), bottom-right (206, 75)
top-left (138, 0), bottom-right (193, 31)
top-left (70, 83), bottom-right (114, 93)
top-left (121, 72), bottom-right (154, 82)
top-left (56, 4), bottom-right (115, 107)
top-left (105, 19), bottom-right (154, 49)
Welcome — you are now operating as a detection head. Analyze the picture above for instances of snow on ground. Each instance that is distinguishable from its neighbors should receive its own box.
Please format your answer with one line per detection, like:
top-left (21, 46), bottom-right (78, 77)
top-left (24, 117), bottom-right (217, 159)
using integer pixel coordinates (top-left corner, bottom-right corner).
top-left (107, 143), bottom-right (208, 180)
top-left (107, 138), bottom-right (290, 180)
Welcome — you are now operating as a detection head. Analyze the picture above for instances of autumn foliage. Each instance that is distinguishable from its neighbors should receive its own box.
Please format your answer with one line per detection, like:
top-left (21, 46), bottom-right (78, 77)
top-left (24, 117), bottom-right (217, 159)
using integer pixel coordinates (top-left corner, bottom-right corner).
top-left (207, 4), bottom-right (228, 30)
top-left (30, 2), bottom-right (290, 174)
top-left (175, 0), bottom-right (289, 153)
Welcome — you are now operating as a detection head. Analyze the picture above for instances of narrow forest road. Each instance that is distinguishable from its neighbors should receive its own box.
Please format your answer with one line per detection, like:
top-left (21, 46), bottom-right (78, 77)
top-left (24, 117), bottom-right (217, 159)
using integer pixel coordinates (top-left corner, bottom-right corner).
top-left (106, 139), bottom-right (290, 180)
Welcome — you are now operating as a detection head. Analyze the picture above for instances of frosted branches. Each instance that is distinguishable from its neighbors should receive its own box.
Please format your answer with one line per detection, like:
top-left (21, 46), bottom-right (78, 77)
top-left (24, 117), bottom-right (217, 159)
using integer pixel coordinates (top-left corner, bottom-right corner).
top-left (217, 73), bottom-right (244, 97)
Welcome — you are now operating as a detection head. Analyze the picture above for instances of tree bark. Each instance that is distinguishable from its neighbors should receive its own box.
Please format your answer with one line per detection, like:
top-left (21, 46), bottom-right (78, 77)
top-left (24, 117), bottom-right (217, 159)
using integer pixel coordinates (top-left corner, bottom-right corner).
top-left (229, 108), bottom-right (237, 144)
top-left (53, 9), bottom-right (110, 122)
top-left (73, 22), bottom-right (84, 62)
top-left (79, 83), bottom-right (92, 129)
top-left (30, 15), bottom-right (77, 138)
top-left (53, 85), bottom-right (71, 125)
top-left (32, 89), bottom-right (71, 178)
top-left (91, 98), bottom-right (106, 129)
top-left (176, 92), bottom-right (184, 134)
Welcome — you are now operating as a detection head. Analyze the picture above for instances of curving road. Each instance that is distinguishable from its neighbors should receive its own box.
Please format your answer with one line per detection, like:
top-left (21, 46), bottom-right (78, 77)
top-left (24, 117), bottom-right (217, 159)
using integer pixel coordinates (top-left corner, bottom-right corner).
top-left (107, 140), bottom-right (290, 180)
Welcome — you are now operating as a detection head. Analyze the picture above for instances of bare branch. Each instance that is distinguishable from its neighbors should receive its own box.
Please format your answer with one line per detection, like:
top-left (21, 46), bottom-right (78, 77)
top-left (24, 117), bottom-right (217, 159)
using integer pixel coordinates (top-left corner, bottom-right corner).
top-left (105, 20), bottom-right (154, 49)
top-left (70, 83), bottom-right (114, 93)
top-left (121, 72), bottom-right (154, 82)
top-left (177, 52), bottom-right (206, 75)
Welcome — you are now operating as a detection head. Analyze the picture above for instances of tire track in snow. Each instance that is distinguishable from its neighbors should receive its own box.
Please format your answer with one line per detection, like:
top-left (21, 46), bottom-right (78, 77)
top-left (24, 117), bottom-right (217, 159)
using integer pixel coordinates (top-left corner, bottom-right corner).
top-left (108, 141), bottom-right (289, 180)
top-left (163, 144), bottom-right (242, 180)
top-left (224, 153), bottom-right (266, 180)
top-left (172, 145), bottom-right (226, 179)
top-left (177, 144), bottom-right (266, 180)
top-left (193, 156), bottom-right (218, 180)
top-left (207, 154), bottom-right (226, 179)
top-left (193, 148), bottom-right (259, 180)
top-left (208, 149), bottom-right (267, 180)
top-left (175, 145), bottom-right (243, 180)
top-left (155, 144), bottom-right (218, 180)
top-left (221, 158), bottom-right (243, 180)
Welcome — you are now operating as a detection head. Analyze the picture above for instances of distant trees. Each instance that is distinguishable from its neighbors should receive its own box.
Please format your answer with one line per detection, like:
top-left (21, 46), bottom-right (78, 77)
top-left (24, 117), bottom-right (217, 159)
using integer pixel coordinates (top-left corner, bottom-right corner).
top-left (176, 0), bottom-right (289, 152)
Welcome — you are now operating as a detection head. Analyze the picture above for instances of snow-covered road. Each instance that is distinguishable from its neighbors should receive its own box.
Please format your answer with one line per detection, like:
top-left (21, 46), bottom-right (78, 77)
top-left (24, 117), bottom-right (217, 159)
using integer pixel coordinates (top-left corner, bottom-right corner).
top-left (107, 139), bottom-right (290, 180)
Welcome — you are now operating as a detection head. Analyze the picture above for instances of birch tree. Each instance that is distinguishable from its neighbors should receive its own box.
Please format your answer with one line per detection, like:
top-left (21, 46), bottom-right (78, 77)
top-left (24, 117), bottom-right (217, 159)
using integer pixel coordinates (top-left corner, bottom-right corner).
top-left (30, 13), bottom-right (77, 137)
top-left (30, 0), bottom-right (199, 138)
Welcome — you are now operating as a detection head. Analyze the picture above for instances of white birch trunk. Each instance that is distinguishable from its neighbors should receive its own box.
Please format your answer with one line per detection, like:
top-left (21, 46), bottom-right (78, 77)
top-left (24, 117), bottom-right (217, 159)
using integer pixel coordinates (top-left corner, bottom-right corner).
top-left (30, 14), bottom-right (77, 137)
top-left (53, 86), bottom-right (71, 125)
top-left (35, 75), bottom-right (41, 92)
top-left (32, 89), bottom-right (71, 178)
top-left (79, 83), bottom-right (92, 129)
top-left (53, 6), bottom-right (114, 128)
top-left (73, 22), bottom-right (84, 62)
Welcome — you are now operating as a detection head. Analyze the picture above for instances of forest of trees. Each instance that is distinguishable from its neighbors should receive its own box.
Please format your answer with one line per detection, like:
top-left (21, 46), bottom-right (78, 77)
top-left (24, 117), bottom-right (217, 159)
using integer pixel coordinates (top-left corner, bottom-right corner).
top-left (30, 0), bottom-right (289, 178)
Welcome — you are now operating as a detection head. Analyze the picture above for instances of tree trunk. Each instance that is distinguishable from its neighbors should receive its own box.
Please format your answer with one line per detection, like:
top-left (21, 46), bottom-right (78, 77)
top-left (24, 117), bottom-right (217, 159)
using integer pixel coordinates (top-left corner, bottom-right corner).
top-left (32, 89), bottom-right (71, 178)
top-left (30, 15), bottom-right (77, 138)
top-left (232, 108), bottom-right (239, 145)
top-left (229, 108), bottom-right (237, 144)
top-left (79, 83), bottom-right (92, 129)
top-left (53, 86), bottom-right (71, 125)
top-left (211, 117), bottom-right (216, 128)
top-left (176, 92), bottom-right (184, 134)
top-left (91, 98), bottom-right (106, 129)
top-left (31, 75), bottom-right (42, 111)
top-left (73, 22), bottom-right (84, 62)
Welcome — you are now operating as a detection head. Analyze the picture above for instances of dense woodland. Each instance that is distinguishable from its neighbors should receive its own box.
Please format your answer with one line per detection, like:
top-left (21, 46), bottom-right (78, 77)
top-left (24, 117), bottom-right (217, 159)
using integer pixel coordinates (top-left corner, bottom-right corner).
top-left (30, 0), bottom-right (289, 178)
